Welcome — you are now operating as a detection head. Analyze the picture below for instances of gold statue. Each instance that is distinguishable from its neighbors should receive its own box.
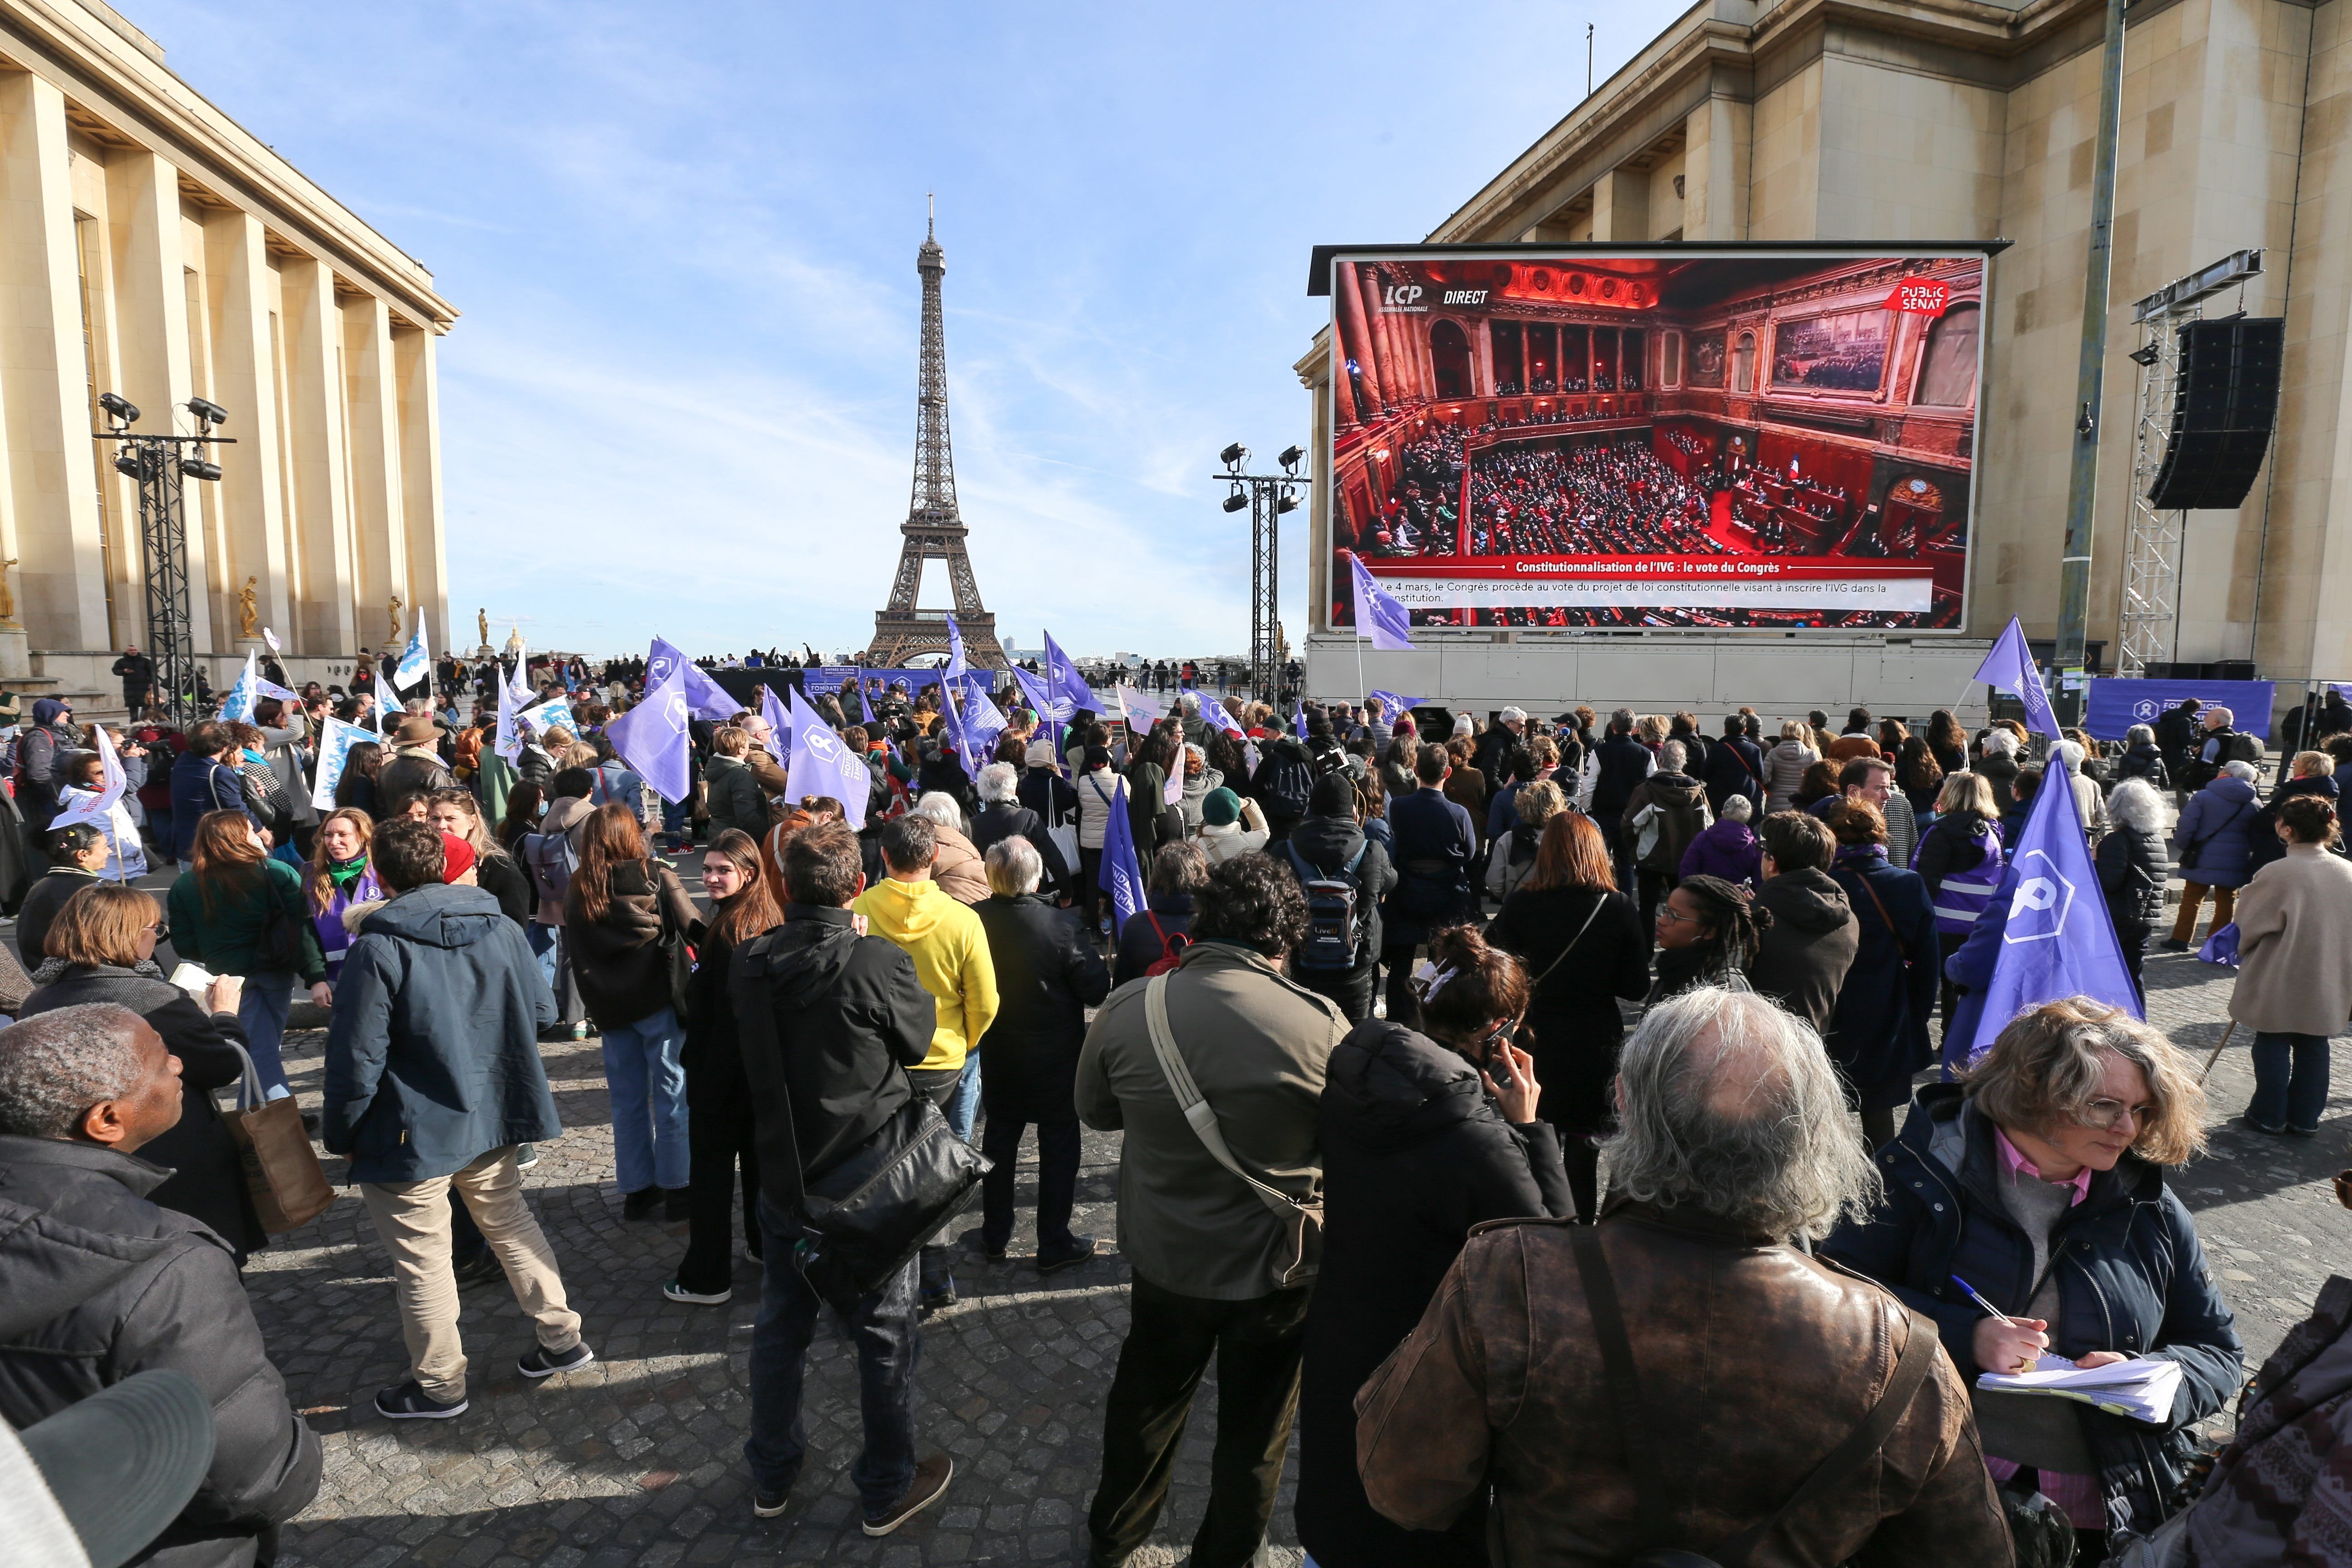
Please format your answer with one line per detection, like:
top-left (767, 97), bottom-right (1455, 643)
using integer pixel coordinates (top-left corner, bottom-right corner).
top-left (237, 576), bottom-right (259, 638)
top-left (387, 593), bottom-right (402, 643)
top-left (477, 607), bottom-right (490, 648)
top-left (0, 557), bottom-right (18, 624)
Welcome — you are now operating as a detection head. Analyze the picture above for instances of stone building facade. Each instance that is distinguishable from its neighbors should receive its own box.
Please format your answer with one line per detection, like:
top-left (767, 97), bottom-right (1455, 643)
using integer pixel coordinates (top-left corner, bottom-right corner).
top-left (1300, 0), bottom-right (2343, 710)
top-left (0, 0), bottom-right (454, 709)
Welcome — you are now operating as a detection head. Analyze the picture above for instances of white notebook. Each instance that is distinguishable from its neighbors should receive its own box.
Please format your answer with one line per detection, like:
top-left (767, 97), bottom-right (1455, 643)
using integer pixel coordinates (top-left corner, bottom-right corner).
top-left (1975, 1353), bottom-right (2181, 1424)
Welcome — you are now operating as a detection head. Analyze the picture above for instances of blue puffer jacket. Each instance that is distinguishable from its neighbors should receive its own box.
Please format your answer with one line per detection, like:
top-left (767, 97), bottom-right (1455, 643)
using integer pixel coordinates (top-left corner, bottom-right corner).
top-left (1823, 1085), bottom-right (2243, 1540)
top-left (323, 882), bottom-right (559, 1182)
top-left (2172, 774), bottom-right (2260, 889)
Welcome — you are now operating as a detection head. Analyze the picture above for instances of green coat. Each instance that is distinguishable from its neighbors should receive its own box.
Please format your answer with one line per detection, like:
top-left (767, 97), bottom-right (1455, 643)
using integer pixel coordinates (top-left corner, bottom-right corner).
top-left (165, 858), bottom-right (326, 983)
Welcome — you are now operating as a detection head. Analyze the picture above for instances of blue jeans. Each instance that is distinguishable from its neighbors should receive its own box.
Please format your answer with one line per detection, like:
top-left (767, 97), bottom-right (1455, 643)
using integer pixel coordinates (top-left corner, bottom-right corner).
top-left (2249, 1031), bottom-right (2330, 1132)
top-left (237, 970), bottom-right (296, 1099)
top-left (661, 796), bottom-right (690, 845)
top-left (745, 1197), bottom-right (920, 1514)
top-left (527, 922), bottom-right (558, 990)
top-left (946, 1055), bottom-right (981, 1143)
top-left (600, 1006), bottom-right (690, 1192)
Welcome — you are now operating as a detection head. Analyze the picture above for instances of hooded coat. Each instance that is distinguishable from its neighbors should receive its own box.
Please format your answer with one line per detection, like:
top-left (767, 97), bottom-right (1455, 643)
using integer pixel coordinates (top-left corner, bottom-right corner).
top-left (1746, 867), bottom-right (1861, 1041)
top-left (1676, 817), bottom-right (1761, 886)
top-left (730, 905), bottom-right (934, 1196)
top-left (852, 874), bottom-right (999, 1073)
top-left (563, 857), bottom-right (699, 1031)
top-left (926, 818), bottom-right (990, 906)
top-left (1760, 739), bottom-right (1819, 815)
top-left (2173, 772), bottom-right (2261, 888)
top-left (322, 882), bottom-right (561, 1183)
top-left (1619, 769), bottom-right (1710, 874)
top-left (973, 892), bottom-right (1110, 1122)
top-left (1825, 845), bottom-right (1938, 1106)
top-left (702, 752), bottom-right (769, 842)
top-left (1822, 1085), bottom-right (2242, 1542)
top-left (2245, 771), bottom-right (2341, 874)
top-left (0, 1140), bottom-right (323, 1568)
top-left (1294, 1019), bottom-right (1573, 1567)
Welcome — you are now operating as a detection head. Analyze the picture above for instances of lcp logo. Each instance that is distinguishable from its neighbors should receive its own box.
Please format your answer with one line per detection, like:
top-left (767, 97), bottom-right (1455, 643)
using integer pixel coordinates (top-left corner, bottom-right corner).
top-left (2001, 850), bottom-right (2076, 944)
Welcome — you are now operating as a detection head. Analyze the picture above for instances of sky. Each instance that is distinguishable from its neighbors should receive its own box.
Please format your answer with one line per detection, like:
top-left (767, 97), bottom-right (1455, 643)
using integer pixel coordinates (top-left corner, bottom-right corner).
top-left (133, 0), bottom-right (1689, 661)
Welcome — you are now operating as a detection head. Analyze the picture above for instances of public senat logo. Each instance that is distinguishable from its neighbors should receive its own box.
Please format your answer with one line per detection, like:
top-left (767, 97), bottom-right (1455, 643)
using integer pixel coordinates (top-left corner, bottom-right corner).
top-left (2002, 850), bottom-right (2076, 944)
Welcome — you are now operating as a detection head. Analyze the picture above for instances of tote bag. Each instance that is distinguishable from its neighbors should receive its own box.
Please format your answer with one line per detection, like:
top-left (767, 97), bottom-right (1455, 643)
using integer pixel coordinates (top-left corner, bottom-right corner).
top-left (218, 1041), bottom-right (334, 1233)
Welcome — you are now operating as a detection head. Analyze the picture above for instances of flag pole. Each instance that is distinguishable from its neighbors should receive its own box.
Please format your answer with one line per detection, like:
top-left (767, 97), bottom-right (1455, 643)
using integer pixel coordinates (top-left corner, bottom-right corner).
top-left (2198, 1020), bottom-right (2237, 1086)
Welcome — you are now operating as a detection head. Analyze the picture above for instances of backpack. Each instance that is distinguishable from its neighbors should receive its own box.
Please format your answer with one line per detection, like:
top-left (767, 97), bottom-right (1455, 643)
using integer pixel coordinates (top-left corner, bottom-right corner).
top-left (524, 824), bottom-right (581, 908)
top-left (1284, 840), bottom-right (1368, 971)
top-left (1261, 752), bottom-right (1315, 820)
top-left (1141, 910), bottom-right (1192, 976)
top-left (2225, 732), bottom-right (2264, 767)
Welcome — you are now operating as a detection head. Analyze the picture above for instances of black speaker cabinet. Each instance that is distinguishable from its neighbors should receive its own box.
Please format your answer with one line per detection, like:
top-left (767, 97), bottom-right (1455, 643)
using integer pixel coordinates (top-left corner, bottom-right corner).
top-left (2146, 318), bottom-right (2284, 511)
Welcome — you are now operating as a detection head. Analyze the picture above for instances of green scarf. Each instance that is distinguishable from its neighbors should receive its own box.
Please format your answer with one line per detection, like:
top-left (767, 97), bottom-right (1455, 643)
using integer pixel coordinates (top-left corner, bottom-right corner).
top-left (325, 854), bottom-right (369, 891)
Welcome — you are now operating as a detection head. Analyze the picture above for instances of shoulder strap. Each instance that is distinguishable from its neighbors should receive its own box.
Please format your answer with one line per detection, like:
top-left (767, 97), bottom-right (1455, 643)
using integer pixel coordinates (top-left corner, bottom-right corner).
top-left (1527, 894), bottom-right (1609, 990)
top-left (1142, 971), bottom-right (1304, 1223)
top-left (1839, 867), bottom-right (1915, 963)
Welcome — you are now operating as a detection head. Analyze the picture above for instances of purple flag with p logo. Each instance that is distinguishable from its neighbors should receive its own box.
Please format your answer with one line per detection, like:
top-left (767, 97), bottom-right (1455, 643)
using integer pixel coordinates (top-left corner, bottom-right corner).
top-left (607, 664), bottom-right (694, 804)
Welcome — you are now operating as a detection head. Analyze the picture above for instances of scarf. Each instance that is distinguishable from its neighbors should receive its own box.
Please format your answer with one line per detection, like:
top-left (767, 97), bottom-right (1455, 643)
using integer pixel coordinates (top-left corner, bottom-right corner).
top-left (325, 854), bottom-right (370, 892)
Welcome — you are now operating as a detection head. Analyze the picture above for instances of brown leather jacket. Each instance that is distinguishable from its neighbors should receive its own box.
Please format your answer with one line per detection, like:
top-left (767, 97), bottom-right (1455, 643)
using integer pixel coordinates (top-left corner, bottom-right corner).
top-left (1356, 1200), bottom-right (2014, 1567)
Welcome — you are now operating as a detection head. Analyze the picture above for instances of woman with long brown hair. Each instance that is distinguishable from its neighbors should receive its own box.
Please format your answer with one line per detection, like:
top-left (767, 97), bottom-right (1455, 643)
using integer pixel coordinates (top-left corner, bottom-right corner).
top-left (304, 807), bottom-right (381, 982)
top-left (1481, 810), bottom-right (1651, 1219)
top-left (427, 787), bottom-right (532, 928)
top-left (564, 801), bottom-right (700, 1219)
top-left (666, 828), bottom-right (784, 1304)
top-left (165, 808), bottom-right (327, 1100)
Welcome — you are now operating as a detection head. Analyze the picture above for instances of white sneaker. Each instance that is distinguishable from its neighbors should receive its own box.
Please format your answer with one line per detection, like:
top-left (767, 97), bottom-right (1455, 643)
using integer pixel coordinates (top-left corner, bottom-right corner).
top-left (662, 1279), bottom-right (730, 1305)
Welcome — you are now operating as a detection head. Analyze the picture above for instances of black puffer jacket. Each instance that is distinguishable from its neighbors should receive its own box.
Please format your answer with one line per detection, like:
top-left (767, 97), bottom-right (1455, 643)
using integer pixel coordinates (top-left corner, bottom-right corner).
top-left (974, 893), bottom-right (1109, 1122)
top-left (0, 1138), bottom-right (322, 1567)
top-left (2113, 741), bottom-right (2169, 790)
top-left (18, 965), bottom-right (265, 1264)
top-left (1294, 1020), bottom-right (1573, 1568)
top-left (564, 858), bottom-right (700, 1030)
top-left (2097, 821), bottom-right (2172, 927)
top-left (730, 905), bottom-right (935, 1193)
top-left (1911, 808), bottom-right (1996, 897)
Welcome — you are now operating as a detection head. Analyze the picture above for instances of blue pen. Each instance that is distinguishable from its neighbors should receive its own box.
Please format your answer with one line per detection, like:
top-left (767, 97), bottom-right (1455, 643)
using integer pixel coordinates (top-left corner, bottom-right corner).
top-left (1949, 1274), bottom-right (2017, 1326)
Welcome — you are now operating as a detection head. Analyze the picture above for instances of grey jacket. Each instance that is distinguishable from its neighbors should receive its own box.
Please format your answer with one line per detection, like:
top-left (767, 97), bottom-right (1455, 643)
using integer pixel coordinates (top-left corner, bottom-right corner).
top-left (1076, 941), bottom-right (1345, 1299)
top-left (0, 1137), bottom-right (322, 1566)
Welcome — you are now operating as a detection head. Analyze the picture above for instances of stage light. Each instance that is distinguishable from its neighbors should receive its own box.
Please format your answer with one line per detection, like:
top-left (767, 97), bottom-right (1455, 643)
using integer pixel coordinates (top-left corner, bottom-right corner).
top-left (113, 449), bottom-right (146, 480)
top-left (179, 457), bottom-right (222, 482)
top-left (1277, 487), bottom-right (1300, 514)
top-left (1278, 445), bottom-right (1304, 470)
top-left (1223, 487), bottom-right (1249, 514)
top-left (185, 396), bottom-right (229, 428)
top-left (99, 392), bottom-right (139, 427)
top-left (2127, 343), bottom-right (2160, 367)
top-left (1220, 442), bottom-right (1247, 470)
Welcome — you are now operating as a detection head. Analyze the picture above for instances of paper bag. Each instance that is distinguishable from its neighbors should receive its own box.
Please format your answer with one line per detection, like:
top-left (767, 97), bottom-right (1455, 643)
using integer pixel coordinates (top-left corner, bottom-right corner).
top-left (219, 1043), bottom-right (333, 1234)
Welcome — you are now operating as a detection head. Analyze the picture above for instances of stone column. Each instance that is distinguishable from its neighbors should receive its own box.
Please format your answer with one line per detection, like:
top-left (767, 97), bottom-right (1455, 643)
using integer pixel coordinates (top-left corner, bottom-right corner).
top-left (0, 73), bottom-right (107, 652)
top-left (1329, 320), bottom-right (1359, 425)
top-left (1683, 98), bottom-right (1752, 241)
top-left (1357, 266), bottom-right (1398, 409)
top-left (392, 322), bottom-right (446, 657)
top-left (201, 210), bottom-right (292, 657)
top-left (342, 292), bottom-right (407, 653)
top-left (1335, 261), bottom-right (1385, 414)
top-left (278, 253), bottom-right (356, 653)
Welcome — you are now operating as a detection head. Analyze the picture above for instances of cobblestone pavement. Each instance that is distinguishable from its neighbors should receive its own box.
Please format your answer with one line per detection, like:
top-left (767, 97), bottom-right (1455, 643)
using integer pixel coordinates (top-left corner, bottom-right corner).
top-left (243, 942), bottom-right (2348, 1567)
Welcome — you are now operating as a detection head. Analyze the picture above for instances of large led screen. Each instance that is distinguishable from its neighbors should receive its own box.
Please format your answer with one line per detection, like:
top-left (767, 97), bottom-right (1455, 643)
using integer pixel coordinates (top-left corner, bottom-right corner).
top-left (1324, 250), bottom-right (1986, 633)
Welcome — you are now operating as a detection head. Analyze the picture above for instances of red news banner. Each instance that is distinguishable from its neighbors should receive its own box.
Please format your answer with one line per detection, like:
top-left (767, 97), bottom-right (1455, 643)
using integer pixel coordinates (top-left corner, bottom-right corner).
top-left (1360, 556), bottom-right (1939, 613)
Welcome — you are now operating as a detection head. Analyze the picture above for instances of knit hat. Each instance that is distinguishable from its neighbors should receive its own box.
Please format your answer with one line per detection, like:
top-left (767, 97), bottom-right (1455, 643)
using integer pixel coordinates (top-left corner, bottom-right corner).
top-left (438, 832), bottom-right (476, 882)
top-left (1201, 788), bottom-right (1241, 827)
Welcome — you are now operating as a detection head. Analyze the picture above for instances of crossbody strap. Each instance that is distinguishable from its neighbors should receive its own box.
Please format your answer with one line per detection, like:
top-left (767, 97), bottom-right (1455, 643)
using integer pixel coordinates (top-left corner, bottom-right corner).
top-left (1142, 971), bottom-right (1304, 1223)
top-left (1571, 1222), bottom-right (1940, 1565)
top-left (1840, 868), bottom-right (1915, 963)
top-left (1527, 895), bottom-right (1608, 991)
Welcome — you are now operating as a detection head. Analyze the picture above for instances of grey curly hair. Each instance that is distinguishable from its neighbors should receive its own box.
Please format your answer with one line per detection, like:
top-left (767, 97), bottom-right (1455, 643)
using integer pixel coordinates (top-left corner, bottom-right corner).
top-left (0, 1004), bottom-right (150, 1140)
top-left (1603, 987), bottom-right (1881, 1240)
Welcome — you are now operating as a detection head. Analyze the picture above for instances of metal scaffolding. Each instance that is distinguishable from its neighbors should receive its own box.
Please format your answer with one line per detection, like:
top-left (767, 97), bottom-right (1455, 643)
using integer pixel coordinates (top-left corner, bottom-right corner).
top-left (2117, 249), bottom-right (2264, 677)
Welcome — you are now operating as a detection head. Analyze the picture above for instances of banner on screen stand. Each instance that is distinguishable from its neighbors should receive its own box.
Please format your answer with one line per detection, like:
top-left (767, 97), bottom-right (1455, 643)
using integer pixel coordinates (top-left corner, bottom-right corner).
top-left (2082, 678), bottom-right (2275, 743)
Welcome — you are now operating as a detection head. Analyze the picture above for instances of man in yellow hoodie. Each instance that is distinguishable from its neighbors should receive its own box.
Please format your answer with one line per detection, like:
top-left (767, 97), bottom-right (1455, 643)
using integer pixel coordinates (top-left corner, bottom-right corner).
top-left (854, 812), bottom-right (998, 1310)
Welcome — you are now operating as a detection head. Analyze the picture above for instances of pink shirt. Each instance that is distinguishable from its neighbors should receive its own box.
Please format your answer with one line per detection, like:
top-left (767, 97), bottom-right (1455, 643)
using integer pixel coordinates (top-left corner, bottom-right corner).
top-left (1982, 1127), bottom-right (2101, 1528)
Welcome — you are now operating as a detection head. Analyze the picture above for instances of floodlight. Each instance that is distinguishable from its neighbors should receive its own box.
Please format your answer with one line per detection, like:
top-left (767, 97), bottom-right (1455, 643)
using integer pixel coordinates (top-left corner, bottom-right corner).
top-left (186, 396), bottom-right (229, 428)
top-left (1276, 487), bottom-right (1300, 514)
top-left (179, 457), bottom-right (222, 482)
top-left (99, 392), bottom-right (139, 426)
top-left (1278, 446), bottom-right (1304, 470)
top-left (1222, 488), bottom-right (1249, 514)
top-left (2126, 343), bottom-right (2160, 367)
top-left (1219, 443), bottom-right (1247, 470)
top-left (113, 450), bottom-right (146, 480)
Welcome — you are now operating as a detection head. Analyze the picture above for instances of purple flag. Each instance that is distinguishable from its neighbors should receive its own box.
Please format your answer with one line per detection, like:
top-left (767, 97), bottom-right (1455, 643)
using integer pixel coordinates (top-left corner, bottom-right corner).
top-left (1199, 696), bottom-right (1245, 738)
top-left (1348, 552), bottom-right (1417, 652)
top-left (1013, 664), bottom-right (1073, 726)
top-left (856, 678), bottom-right (874, 727)
top-left (649, 635), bottom-right (738, 722)
top-left (788, 686), bottom-right (872, 829)
top-left (759, 682), bottom-right (790, 763)
top-left (1294, 706), bottom-right (1308, 740)
top-left (1972, 616), bottom-right (2061, 739)
top-left (945, 615), bottom-right (967, 691)
top-left (958, 684), bottom-right (1008, 777)
top-left (1044, 630), bottom-right (1096, 715)
top-left (1960, 760), bottom-right (2142, 1063)
top-left (1097, 774), bottom-right (1147, 937)
top-left (607, 664), bottom-right (693, 804)
top-left (1368, 690), bottom-right (1421, 723)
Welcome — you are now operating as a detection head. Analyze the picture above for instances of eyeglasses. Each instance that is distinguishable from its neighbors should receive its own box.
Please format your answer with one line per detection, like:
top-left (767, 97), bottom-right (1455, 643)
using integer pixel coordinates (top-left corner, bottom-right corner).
top-left (1657, 906), bottom-right (1700, 926)
top-left (145, 922), bottom-right (169, 941)
top-left (2078, 1098), bottom-right (2158, 1131)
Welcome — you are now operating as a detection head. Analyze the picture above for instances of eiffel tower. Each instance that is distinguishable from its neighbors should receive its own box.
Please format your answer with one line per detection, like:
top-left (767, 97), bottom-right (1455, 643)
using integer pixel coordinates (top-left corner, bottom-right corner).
top-left (866, 204), bottom-right (1005, 668)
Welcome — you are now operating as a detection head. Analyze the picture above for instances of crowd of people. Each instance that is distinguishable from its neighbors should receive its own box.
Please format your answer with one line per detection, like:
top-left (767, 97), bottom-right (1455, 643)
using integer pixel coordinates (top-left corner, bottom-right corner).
top-left (5, 662), bottom-right (2352, 1566)
top-left (1465, 437), bottom-right (1726, 559)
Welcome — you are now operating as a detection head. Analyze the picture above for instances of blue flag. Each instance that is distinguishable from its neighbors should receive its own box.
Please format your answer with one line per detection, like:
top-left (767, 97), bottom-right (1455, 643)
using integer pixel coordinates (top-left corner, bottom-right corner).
top-left (1198, 695), bottom-right (1245, 738)
top-left (393, 616), bottom-right (430, 691)
top-left (1368, 690), bottom-right (1421, 723)
top-left (1960, 764), bottom-right (2142, 1064)
top-left (1044, 630), bottom-right (1095, 715)
top-left (648, 635), bottom-right (737, 722)
top-left (1294, 706), bottom-right (1308, 740)
top-left (759, 682), bottom-right (791, 763)
top-left (856, 677), bottom-right (874, 727)
top-left (788, 686), bottom-right (872, 829)
top-left (945, 615), bottom-right (967, 690)
top-left (607, 665), bottom-right (694, 804)
top-left (1348, 551), bottom-right (1417, 652)
top-left (1973, 616), bottom-right (2061, 739)
top-left (1012, 664), bottom-right (1073, 726)
top-left (1097, 774), bottom-right (1147, 937)
top-left (219, 653), bottom-right (257, 723)
top-left (959, 684), bottom-right (1008, 776)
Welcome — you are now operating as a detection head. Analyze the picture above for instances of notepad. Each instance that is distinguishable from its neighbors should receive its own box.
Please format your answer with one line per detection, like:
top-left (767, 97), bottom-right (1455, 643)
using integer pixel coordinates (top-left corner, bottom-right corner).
top-left (1975, 1355), bottom-right (2180, 1424)
top-left (167, 961), bottom-right (214, 1001)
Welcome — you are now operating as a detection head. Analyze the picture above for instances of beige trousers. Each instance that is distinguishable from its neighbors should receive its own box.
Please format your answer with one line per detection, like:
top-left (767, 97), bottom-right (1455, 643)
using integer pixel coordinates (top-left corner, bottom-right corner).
top-left (359, 1146), bottom-right (581, 1401)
